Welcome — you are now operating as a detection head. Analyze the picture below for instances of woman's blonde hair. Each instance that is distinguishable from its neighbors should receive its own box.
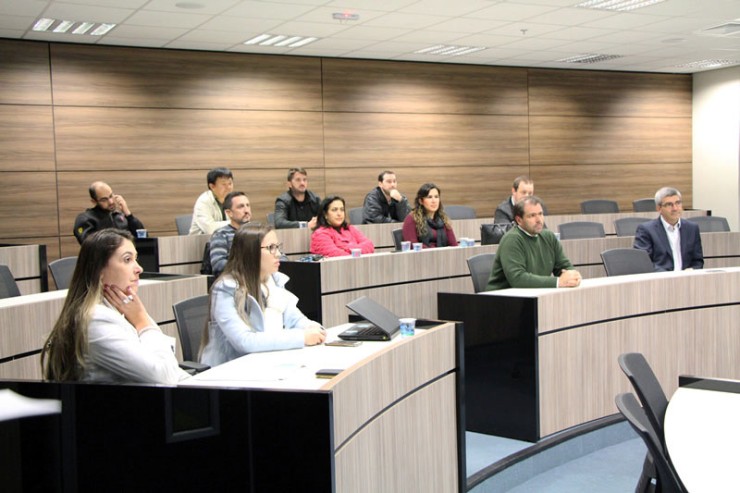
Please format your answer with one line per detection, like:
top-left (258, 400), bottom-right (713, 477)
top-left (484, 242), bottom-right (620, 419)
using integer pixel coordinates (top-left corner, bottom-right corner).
top-left (41, 229), bottom-right (132, 381)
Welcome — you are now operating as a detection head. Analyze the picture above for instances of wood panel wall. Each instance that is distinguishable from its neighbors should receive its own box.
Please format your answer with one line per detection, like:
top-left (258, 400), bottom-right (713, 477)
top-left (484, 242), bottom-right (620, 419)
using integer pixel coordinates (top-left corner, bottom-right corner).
top-left (0, 39), bottom-right (692, 262)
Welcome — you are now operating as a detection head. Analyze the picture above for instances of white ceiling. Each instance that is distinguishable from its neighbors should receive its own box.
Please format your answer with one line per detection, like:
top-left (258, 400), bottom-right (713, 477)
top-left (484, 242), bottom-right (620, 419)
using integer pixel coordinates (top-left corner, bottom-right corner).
top-left (1, 0), bottom-right (739, 73)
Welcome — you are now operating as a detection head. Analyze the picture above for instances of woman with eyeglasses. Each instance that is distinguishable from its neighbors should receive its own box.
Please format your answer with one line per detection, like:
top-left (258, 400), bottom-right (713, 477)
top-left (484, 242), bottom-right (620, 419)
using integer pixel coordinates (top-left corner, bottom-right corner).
top-left (310, 195), bottom-right (375, 257)
top-left (402, 183), bottom-right (458, 248)
top-left (200, 224), bottom-right (325, 366)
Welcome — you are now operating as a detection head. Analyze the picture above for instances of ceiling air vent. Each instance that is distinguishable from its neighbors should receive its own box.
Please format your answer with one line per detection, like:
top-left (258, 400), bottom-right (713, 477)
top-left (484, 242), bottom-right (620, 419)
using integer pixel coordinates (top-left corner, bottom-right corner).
top-left (699, 21), bottom-right (740, 37)
top-left (557, 54), bottom-right (623, 64)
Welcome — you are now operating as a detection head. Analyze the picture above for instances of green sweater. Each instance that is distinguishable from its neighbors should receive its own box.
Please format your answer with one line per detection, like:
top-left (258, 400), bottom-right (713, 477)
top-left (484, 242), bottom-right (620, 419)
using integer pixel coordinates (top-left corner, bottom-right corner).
top-left (486, 227), bottom-right (573, 291)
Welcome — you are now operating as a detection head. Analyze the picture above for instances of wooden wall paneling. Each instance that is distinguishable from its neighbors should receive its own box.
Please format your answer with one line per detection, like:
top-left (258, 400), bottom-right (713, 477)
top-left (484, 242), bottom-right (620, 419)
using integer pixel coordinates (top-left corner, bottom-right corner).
top-left (529, 116), bottom-right (691, 165)
top-left (50, 44), bottom-right (323, 111)
top-left (530, 162), bottom-right (692, 214)
top-left (323, 113), bottom-right (529, 169)
top-left (0, 172), bottom-right (59, 239)
top-left (0, 105), bottom-right (55, 172)
top-left (0, 40), bottom-right (52, 105)
top-left (324, 165), bottom-right (525, 218)
top-left (528, 69), bottom-right (692, 117)
top-left (53, 107), bottom-right (325, 171)
top-left (323, 58), bottom-right (529, 115)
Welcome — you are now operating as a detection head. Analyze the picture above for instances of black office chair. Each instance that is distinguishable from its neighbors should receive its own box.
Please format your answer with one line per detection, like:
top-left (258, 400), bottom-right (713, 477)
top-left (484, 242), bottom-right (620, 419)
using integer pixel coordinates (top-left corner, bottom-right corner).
top-left (614, 217), bottom-right (651, 237)
top-left (391, 228), bottom-right (403, 251)
top-left (175, 214), bottom-right (192, 235)
top-left (444, 205), bottom-right (476, 220)
top-left (267, 212), bottom-right (275, 225)
top-left (633, 198), bottom-right (656, 213)
top-left (601, 248), bottom-right (654, 277)
top-left (558, 221), bottom-right (605, 240)
top-left (581, 199), bottom-right (619, 214)
top-left (348, 207), bottom-right (364, 225)
top-left (0, 264), bottom-right (21, 299)
top-left (48, 256), bottom-right (77, 290)
top-left (615, 393), bottom-right (687, 493)
top-left (687, 215), bottom-right (730, 233)
top-left (466, 253), bottom-right (495, 293)
top-left (172, 295), bottom-right (211, 373)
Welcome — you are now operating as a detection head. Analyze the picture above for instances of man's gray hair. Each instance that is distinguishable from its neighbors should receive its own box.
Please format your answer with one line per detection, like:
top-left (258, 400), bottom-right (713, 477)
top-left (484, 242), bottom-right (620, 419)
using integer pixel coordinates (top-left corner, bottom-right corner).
top-left (654, 187), bottom-right (681, 206)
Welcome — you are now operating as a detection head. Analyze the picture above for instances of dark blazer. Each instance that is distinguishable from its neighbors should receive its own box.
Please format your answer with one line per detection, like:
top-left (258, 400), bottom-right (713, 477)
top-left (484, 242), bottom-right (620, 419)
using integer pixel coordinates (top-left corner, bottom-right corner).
top-left (633, 218), bottom-right (704, 271)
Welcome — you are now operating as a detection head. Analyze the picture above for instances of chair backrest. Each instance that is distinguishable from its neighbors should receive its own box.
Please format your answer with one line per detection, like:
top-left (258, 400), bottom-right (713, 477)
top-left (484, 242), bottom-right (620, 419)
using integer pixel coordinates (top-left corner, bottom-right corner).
top-left (615, 393), bottom-right (687, 493)
top-left (580, 199), bottom-right (619, 214)
top-left (175, 214), bottom-right (193, 235)
top-left (445, 205), bottom-right (476, 220)
top-left (558, 221), bottom-right (605, 240)
top-left (48, 256), bottom-right (78, 290)
top-left (688, 215), bottom-right (730, 233)
top-left (601, 248), bottom-right (654, 277)
top-left (0, 264), bottom-right (21, 299)
top-left (632, 198), bottom-right (656, 212)
top-left (614, 217), bottom-right (651, 237)
top-left (348, 207), bottom-right (364, 225)
top-left (172, 294), bottom-right (210, 362)
top-left (266, 212), bottom-right (275, 225)
top-left (480, 223), bottom-right (513, 245)
top-left (618, 353), bottom-right (669, 447)
top-left (466, 253), bottom-right (496, 293)
top-left (391, 229), bottom-right (403, 251)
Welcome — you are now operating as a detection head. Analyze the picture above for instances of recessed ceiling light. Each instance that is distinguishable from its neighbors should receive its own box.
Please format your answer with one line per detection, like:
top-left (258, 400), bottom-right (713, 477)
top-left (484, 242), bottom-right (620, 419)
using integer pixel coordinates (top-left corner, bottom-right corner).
top-left (414, 45), bottom-right (486, 57)
top-left (557, 54), bottom-right (623, 64)
top-left (332, 12), bottom-right (360, 22)
top-left (31, 18), bottom-right (116, 36)
top-left (574, 0), bottom-right (666, 12)
top-left (674, 59), bottom-right (739, 69)
top-left (244, 34), bottom-right (319, 48)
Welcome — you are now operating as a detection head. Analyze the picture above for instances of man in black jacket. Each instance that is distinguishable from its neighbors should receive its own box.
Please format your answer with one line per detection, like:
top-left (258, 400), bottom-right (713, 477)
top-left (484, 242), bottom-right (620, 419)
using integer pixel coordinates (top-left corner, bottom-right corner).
top-left (73, 181), bottom-right (145, 244)
top-left (274, 167), bottom-right (321, 229)
top-left (362, 170), bottom-right (410, 224)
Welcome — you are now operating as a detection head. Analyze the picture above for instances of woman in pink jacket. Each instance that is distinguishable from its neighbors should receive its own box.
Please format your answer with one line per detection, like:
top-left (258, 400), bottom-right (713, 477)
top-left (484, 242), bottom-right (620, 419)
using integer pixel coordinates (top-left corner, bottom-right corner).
top-left (310, 195), bottom-right (375, 257)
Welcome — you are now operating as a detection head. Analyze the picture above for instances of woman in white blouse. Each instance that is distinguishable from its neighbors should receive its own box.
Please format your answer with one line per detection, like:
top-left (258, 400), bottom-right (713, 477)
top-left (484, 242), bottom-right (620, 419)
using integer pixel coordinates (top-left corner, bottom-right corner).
top-left (200, 224), bottom-right (325, 367)
top-left (41, 229), bottom-right (189, 384)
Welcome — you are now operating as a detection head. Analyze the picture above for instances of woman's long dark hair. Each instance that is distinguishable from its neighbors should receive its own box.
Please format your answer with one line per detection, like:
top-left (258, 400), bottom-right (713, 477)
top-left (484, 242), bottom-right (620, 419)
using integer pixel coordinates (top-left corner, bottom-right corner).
top-left (316, 195), bottom-right (348, 230)
top-left (41, 229), bottom-right (132, 381)
top-left (411, 183), bottom-right (450, 237)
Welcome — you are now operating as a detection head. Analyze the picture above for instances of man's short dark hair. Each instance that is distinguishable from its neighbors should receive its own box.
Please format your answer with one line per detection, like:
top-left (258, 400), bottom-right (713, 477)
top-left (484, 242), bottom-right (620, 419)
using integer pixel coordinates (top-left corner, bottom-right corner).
top-left (513, 195), bottom-right (544, 220)
top-left (287, 167), bottom-right (307, 181)
top-left (378, 170), bottom-right (395, 182)
top-left (512, 175), bottom-right (533, 191)
top-left (88, 184), bottom-right (98, 200)
top-left (207, 167), bottom-right (233, 186)
top-left (223, 191), bottom-right (247, 211)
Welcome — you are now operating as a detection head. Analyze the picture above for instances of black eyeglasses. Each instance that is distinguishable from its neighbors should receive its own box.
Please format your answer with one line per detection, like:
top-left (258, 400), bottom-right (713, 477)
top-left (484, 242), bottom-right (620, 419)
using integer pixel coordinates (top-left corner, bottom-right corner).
top-left (261, 243), bottom-right (283, 255)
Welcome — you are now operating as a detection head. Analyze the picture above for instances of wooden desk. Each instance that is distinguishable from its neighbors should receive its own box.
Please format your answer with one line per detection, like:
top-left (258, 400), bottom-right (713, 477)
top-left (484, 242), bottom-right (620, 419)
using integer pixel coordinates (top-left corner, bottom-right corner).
top-left (280, 247), bottom-right (478, 327)
top-left (438, 267), bottom-right (740, 441)
top-left (185, 322), bottom-right (464, 492)
top-left (0, 322), bottom-right (464, 491)
top-left (0, 244), bottom-right (48, 294)
top-left (0, 274), bottom-right (208, 380)
top-left (664, 376), bottom-right (740, 493)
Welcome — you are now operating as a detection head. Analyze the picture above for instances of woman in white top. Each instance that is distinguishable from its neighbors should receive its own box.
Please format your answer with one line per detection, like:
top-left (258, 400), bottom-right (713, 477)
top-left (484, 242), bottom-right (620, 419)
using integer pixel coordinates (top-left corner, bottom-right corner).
top-left (200, 224), bottom-right (325, 367)
top-left (41, 229), bottom-right (189, 384)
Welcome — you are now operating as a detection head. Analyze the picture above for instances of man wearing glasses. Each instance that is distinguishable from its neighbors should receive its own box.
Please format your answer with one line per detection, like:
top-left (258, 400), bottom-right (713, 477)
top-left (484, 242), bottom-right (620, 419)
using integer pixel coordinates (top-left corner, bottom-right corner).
top-left (73, 181), bottom-right (145, 244)
top-left (634, 187), bottom-right (704, 271)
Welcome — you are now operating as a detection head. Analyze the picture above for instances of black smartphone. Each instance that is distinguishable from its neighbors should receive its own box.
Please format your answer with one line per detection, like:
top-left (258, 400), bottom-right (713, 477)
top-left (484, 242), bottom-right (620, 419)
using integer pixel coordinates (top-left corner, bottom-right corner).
top-left (315, 369), bottom-right (343, 379)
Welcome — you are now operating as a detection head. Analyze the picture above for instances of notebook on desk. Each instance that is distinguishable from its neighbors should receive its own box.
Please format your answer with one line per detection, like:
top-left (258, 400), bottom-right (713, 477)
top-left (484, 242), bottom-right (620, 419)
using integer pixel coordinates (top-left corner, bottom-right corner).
top-left (338, 296), bottom-right (401, 341)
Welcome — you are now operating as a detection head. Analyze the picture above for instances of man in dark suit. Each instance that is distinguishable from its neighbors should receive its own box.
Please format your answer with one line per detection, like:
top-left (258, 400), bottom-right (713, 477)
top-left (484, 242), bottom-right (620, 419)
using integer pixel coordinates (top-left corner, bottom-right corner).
top-left (633, 187), bottom-right (703, 271)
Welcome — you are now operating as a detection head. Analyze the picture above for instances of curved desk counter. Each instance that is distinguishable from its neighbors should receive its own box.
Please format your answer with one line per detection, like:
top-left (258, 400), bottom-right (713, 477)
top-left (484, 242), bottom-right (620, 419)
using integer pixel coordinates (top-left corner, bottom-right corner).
top-left (664, 377), bottom-right (740, 493)
top-left (438, 267), bottom-right (740, 442)
top-left (183, 322), bottom-right (465, 493)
